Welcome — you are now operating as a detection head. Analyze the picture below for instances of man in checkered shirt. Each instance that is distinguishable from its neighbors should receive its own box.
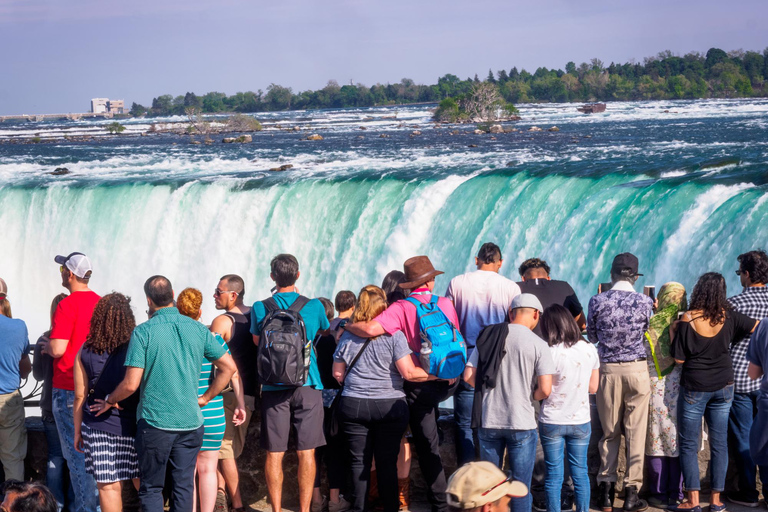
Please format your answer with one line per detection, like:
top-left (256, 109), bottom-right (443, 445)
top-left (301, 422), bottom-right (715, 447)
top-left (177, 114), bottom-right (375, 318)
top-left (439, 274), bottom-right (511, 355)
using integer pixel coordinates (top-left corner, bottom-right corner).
top-left (726, 250), bottom-right (768, 507)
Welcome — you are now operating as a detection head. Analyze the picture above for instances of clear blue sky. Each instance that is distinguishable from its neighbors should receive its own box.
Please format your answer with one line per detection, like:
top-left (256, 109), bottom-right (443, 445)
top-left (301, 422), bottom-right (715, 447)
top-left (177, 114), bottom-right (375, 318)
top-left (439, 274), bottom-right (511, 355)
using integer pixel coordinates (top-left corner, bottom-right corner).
top-left (1, 0), bottom-right (766, 114)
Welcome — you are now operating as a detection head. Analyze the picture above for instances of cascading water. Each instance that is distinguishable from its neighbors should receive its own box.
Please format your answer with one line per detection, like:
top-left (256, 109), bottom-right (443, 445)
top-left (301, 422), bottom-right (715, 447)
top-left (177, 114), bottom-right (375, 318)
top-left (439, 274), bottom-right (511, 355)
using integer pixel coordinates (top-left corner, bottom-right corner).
top-left (2, 99), bottom-right (767, 344)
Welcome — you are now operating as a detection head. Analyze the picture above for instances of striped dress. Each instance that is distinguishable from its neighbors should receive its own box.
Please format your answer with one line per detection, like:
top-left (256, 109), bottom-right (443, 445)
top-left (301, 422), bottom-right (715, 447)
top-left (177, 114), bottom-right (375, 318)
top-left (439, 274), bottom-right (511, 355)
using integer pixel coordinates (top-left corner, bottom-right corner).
top-left (198, 334), bottom-right (230, 451)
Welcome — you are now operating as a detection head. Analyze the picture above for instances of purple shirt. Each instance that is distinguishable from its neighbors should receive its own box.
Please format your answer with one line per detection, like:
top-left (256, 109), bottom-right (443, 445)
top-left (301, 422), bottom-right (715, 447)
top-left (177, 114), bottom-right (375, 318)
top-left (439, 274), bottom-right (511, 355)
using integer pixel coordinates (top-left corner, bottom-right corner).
top-left (587, 284), bottom-right (653, 363)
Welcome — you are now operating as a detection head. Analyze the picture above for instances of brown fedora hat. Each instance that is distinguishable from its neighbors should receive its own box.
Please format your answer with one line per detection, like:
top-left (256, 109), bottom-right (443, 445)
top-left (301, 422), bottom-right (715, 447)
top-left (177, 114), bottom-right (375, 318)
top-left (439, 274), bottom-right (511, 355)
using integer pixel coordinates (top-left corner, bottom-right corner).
top-left (399, 255), bottom-right (444, 289)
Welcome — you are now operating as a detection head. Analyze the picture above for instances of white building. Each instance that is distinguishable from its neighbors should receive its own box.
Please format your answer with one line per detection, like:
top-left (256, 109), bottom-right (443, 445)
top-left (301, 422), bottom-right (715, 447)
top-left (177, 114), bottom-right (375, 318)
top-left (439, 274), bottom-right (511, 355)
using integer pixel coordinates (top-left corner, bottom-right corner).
top-left (91, 98), bottom-right (109, 113)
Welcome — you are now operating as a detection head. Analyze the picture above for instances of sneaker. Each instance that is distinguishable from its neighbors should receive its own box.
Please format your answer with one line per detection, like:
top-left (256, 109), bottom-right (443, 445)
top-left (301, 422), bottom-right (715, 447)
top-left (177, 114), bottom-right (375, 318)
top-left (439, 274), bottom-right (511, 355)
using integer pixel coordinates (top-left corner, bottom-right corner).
top-left (312, 496), bottom-right (328, 512)
top-left (726, 492), bottom-right (759, 508)
top-left (648, 496), bottom-right (669, 510)
top-left (561, 494), bottom-right (574, 511)
top-left (215, 491), bottom-right (228, 512)
top-left (533, 497), bottom-right (547, 512)
top-left (329, 496), bottom-right (351, 512)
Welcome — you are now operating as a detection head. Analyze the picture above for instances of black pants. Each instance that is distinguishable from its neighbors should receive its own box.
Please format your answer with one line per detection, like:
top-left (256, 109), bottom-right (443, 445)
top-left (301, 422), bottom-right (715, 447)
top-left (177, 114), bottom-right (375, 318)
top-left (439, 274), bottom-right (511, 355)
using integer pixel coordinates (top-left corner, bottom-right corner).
top-left (135, 419), bottom-right (204, 512)
top-left (404, 380), bottom-right (456, 512)
top-left (339, 396), bottom-right (409, 512)
top-left (315, 405), bottom-right (348, 490)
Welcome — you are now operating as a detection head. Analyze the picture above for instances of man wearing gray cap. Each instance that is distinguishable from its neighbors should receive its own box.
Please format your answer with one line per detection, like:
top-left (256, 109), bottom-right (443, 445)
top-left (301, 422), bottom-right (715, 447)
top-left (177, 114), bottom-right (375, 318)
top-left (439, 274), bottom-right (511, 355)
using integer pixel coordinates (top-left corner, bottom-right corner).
top-left (45, 252), bottom-right (101, 512)
top-left (463, 294), bottom-right (554, 512)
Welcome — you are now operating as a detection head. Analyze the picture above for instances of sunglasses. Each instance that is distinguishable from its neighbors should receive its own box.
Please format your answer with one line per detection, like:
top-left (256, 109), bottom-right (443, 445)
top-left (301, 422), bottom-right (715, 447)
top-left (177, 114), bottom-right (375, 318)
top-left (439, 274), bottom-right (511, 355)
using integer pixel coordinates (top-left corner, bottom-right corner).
top-left (214, 289), bottom-right (238, 297)
top-left (481, 474), bottom-right (513, 496)
top-left (59, 265), bottom-right (70, 274)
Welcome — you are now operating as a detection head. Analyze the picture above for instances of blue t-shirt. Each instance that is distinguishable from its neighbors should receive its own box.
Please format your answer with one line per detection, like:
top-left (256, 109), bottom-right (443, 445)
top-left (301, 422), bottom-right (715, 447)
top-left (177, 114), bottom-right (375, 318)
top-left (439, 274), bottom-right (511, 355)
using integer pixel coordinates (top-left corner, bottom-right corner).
top-left (0, 315), bottom-right (30, 394)
top-left (251, 292), bottom-right (330, 391)
top-left (747, 320), bottom-right (768, 395)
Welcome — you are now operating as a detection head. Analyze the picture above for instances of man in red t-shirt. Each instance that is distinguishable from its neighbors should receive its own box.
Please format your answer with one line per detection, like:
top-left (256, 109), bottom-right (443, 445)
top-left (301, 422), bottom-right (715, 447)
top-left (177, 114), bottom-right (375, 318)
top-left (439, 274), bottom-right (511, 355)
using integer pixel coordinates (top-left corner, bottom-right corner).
top-left (346, 255), bottom-right (460, 512)
top-left (45, 252), bottom-right (101, 512)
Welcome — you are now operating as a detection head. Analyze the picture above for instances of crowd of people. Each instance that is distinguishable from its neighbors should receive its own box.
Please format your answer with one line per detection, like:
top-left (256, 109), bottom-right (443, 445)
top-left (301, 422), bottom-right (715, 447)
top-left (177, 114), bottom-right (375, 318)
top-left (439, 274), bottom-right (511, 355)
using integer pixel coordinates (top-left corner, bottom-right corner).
top-left (1, 245), bottom-right (768, 512)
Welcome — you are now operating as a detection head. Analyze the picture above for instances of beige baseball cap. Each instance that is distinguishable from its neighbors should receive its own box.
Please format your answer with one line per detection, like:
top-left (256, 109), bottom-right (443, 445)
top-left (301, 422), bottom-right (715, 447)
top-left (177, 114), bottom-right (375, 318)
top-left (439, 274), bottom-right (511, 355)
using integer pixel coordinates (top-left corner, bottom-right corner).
top-left (446, 462), bottom-right (528, 509)
top-left (0, 277), bottom-right (6, 298)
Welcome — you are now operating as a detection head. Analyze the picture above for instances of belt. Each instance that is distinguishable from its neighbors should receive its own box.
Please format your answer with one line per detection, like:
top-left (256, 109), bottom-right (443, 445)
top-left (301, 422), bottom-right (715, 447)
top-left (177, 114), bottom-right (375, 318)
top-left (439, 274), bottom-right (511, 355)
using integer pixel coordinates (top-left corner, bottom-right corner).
top-left (605, 358), bottom-right (647, 364)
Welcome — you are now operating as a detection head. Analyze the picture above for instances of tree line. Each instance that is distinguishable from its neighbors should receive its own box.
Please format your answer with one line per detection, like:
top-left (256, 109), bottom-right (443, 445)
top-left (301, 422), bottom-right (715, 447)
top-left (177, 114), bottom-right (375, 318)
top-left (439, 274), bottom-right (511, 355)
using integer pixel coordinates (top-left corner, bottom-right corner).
top-left (130, 47), bottom-right (768, 117)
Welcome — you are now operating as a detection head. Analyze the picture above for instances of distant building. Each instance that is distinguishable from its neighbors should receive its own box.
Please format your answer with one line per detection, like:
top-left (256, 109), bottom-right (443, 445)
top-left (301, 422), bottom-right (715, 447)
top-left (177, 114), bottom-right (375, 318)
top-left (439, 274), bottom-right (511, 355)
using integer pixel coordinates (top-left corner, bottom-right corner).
top-left (90, 98), bottom-right (124, 114)
top-left (91, 98), bottom-right (108, 113)
top-left (107, 100), bottom-right (124, 114)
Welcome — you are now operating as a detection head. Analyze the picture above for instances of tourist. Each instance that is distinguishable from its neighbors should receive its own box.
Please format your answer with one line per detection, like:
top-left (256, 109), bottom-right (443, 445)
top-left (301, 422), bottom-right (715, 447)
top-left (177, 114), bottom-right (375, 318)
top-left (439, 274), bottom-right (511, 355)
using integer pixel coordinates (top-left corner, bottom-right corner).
top-left (380, 271), bottom-right (412, 510)
top-left (517, 257), bottom-right (584, 512)
top-left (1, 480), bottom-right (58, 512)
top-left (177, 288), bottom-right (246, 512)
top-left (587, 253), bottom-right (652, 512)
top-left (644, 283), bottom-right (687, 509)
top-left (463, 293), bottom-right (554, 512)
top-left (0, 296), bottom-right (32, 482)
top-left (32, 293), bottom-right (71, 510)
top-left (671, 272), bottom-right (758, 512)
top-left (209, 274), bottom-right (252, 512)
top-left (538, 305), bottom-right (599, 512)
top-left (446, 242), bottom-right (521, 466)
top-left (345, 256), bottom-right (461, 512)
top-left (745, 307), bottom-right (768, 495)
top-left (0, 277), bottom-right (7, 299)
top-left (72, 293), bottom-right (140, 512)
top-left (444, 461), bottom-right (528, 512)
top-left (333, 285), bottom-right (435, 512)
top-left (250, 254), bottom-right (329, 512)
top-left (517, 257), bottom-right (585, 333)
top-left (94, 275), bottom-right (237, 512)
top-left (312, 297), bottom-right (351, 512)
top-left (45, 252), bottom-right (101, 512)
top-left (330, 290), bottom-right (356, 339)
top-left (726, 250), bottom-right (768, 507)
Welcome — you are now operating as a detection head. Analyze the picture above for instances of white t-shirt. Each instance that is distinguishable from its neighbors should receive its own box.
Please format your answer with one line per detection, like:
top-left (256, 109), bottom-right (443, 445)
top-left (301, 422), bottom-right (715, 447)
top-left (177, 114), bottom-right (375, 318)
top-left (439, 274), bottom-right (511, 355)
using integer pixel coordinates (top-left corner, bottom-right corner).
top-left (446, 270), bottom-right (521, 349)
top-left (539, 340), bottom-right (600, 425)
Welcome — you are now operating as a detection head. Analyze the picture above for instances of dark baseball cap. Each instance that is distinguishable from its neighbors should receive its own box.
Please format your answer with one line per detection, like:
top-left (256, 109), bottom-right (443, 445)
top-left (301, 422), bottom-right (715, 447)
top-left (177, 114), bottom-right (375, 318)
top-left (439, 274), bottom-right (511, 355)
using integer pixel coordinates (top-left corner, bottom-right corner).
top-left (611, 253), bottom-right (643, 277)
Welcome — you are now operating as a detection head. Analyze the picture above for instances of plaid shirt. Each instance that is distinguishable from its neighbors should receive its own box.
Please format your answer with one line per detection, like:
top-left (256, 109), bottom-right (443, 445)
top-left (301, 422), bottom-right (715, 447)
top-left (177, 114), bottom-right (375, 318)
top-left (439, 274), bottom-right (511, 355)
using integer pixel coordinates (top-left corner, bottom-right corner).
top-left (727, 287), bottom-right (768, 393)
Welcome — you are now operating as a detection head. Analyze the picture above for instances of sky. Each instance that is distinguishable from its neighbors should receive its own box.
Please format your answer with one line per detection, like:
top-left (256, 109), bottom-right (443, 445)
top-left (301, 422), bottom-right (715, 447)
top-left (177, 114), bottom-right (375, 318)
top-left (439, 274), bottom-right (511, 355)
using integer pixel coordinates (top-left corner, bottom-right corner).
top-left (1, 0), bottom-right (767, 115)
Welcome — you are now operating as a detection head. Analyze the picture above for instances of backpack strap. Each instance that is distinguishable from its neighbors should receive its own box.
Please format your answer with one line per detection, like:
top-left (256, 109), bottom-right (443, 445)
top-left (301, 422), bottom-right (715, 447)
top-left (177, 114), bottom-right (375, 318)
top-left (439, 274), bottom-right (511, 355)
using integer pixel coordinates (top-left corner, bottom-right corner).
top-left (262, 297), bottom-right (279, 312)
top-left (404, 296), bottom-right (421, 313)
top-left (429, 295), bottom-right (439, 306)
top-left (288, 295), bottom-right (310, 313)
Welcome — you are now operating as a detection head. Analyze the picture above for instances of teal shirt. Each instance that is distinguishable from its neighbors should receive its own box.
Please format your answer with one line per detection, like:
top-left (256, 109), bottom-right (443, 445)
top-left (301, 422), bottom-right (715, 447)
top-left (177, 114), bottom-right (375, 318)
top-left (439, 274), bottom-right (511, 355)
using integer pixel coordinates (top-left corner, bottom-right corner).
top-left (125, 307), bottom-right (227, 430)
top-left (250, 292), bottom-right (330, 391)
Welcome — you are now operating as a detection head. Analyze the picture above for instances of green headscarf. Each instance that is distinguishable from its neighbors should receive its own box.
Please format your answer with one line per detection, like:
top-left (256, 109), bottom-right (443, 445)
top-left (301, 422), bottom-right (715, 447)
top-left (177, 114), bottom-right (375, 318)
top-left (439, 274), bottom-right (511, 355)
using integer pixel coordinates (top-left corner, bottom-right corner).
top-left (645, 282), bottom-right (687, 378)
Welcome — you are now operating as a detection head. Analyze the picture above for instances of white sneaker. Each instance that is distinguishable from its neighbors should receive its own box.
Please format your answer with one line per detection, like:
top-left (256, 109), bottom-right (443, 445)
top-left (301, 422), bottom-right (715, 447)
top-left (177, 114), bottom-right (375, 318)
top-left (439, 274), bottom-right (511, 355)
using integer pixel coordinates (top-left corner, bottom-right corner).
top-left (329, 496), bottom-right (352, 512)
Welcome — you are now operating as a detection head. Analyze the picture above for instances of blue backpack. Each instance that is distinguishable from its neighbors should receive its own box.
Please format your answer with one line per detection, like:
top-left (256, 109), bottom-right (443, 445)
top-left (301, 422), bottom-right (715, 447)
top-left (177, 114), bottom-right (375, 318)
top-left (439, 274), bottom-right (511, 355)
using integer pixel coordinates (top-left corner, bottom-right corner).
top-left (405, 295), bottom-right (467, 379)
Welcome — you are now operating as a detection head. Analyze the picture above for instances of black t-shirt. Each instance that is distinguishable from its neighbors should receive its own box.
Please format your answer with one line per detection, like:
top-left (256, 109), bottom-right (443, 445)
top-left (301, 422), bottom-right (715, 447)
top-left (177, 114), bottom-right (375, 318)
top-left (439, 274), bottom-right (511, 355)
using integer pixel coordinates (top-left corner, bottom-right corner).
top-left (517, 279), bottom-right (584, 337)
top-left (224, 311), bottom-right (258, 397)
top-left (671, 311), bottom-right (756, 392)
top-left (315, 333), bottom-right (341, 390)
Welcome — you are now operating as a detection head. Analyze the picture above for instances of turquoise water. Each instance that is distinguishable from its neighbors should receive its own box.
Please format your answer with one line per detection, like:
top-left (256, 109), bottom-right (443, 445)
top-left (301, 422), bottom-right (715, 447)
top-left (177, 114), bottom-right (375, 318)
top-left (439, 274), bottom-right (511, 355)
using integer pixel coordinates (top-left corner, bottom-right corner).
top-left (1, 99), bottom-right (767, 339)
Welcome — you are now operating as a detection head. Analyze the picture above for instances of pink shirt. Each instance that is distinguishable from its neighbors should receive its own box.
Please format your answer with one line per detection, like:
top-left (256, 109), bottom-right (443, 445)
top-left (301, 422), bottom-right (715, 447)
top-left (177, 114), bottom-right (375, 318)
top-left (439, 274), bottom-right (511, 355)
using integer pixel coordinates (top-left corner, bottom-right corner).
top-left (375, 290), bottom-right (461, 353)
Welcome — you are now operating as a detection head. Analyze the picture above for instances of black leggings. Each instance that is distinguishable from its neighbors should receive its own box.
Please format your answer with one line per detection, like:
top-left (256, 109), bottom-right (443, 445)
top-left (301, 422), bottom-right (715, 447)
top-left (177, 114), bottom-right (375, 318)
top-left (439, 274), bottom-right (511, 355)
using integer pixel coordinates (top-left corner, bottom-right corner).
top-left (315, 405), bottom-right (347, 490)
top-left (339, 396), bottom-right (409, 512)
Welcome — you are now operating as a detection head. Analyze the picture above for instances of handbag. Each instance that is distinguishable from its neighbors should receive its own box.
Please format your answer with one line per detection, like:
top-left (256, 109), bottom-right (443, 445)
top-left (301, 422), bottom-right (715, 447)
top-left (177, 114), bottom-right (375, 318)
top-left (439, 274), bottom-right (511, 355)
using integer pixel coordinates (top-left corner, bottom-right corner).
top-left (328, 337), bottom-right (373, 437)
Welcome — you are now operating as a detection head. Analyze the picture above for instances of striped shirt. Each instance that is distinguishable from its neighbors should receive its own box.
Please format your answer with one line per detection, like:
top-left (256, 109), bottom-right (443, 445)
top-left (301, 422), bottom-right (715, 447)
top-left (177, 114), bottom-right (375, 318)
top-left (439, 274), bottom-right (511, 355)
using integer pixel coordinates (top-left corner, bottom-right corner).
top-left (198, 335), bottom-right (229, 450)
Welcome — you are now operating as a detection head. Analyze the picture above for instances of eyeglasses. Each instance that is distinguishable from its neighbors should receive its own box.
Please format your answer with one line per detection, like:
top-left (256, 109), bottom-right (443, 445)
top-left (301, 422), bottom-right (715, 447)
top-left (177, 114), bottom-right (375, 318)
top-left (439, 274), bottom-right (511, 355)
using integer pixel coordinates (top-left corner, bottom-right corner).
top-left (736, 270), bottom-right (744, 276)
top-left (481, 474), bottom-right (512, 496)
top-left (214, 289), bottom-right (238, 297)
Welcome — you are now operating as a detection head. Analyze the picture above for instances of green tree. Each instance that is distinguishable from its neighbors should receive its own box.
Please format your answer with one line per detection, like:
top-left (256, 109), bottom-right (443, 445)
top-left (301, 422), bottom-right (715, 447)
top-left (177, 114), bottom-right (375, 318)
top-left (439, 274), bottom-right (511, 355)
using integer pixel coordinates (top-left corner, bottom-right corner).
top-left (106, 122), bottom-right (126, 134)
top-left (264, 84), bottom-right (292, 111)
top-left (129, 102), bottom-right (147, 116)
top-left (150, 94), bottom-right (173, 116)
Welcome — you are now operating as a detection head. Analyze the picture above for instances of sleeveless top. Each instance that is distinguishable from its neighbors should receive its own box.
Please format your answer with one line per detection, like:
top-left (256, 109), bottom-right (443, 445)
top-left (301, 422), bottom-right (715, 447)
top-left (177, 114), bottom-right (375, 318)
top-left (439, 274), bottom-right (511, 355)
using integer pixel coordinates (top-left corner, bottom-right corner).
top-left (224, 310), bottom-right (257, 396)
top-left (80, 344), bottom-right (139, 437)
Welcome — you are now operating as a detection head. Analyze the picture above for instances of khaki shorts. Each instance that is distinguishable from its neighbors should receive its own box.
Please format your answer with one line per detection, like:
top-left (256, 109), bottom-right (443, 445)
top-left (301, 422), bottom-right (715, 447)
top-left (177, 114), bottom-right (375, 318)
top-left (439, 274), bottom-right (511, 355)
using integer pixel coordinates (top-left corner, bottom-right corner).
top-left (219, 392), bottom-right (256, 460)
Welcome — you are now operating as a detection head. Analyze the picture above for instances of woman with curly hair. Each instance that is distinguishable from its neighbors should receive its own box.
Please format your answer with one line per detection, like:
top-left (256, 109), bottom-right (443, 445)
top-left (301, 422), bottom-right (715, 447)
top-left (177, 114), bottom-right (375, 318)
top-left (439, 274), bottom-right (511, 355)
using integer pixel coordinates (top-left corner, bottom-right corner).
top-left (73, 293), bottom-right (140, 512)
top-left (177, 288), bottom-right (245, 512)
top-left (671, 273), bottom-right (759, 512)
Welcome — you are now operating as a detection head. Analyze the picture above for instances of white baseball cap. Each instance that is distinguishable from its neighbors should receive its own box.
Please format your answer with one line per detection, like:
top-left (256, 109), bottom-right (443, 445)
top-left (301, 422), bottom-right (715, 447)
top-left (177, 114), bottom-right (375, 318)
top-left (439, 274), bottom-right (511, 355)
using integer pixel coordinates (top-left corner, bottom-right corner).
top-left (54, 252), bottom-right (93, 279)
top-left (510, 293), bottom-right (544, 313)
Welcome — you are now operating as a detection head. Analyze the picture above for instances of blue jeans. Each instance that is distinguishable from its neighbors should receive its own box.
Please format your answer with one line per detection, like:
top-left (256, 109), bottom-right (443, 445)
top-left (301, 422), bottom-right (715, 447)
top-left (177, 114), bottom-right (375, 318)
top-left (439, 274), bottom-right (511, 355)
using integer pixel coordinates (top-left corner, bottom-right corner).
top-left (728, 390), bottom-right (761, 500)
top-left (539, 423), bottom-right (591, 512)
top-left (479, 428), bottom-right (537, 512)
top-left (43, 416), bottom-right (74, 511)
top-left (52, 388), bottom-right (100, 512)
top-left (678, 384), bottom-right (733, 492)
top-left (453, 379), bottom-right (476, 465)
top-left (135, 419), bottom-right (204, 512)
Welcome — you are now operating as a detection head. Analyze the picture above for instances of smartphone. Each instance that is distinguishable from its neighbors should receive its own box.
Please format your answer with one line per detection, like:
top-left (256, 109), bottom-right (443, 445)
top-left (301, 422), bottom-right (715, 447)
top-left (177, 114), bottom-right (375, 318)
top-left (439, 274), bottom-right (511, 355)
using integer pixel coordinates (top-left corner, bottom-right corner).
top-left (643, 285), bottom-right (656, 301)
top-left (599, 282), bottom-right (613, 293)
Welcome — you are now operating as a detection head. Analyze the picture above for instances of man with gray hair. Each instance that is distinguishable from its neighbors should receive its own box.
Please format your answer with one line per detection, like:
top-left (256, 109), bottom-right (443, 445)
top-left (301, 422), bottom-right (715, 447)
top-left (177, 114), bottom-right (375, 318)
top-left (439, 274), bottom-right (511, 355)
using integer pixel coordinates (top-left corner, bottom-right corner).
top-left (463, 294), bottom-right (554, 512)
top-left (587, 253), bottom-right (653, 512)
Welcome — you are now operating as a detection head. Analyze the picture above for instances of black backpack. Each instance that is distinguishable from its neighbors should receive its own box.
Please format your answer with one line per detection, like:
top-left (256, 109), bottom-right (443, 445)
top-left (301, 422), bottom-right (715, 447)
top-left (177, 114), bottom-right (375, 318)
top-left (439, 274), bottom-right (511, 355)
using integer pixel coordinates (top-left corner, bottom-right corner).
top-left (257, 295), bottom-right (311, 386)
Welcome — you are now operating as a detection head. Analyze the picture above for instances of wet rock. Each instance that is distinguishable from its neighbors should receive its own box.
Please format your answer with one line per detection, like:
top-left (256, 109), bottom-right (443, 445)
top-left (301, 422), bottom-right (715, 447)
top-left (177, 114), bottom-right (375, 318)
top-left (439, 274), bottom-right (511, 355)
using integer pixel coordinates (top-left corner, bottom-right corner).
top-left (528, 126), bottom-right (543, 132)
top-left (379, 134), bottom-right (390, 138)
top-left (269, 164), bottom-right (294, 172)
top-left (306, 134), bottom-right (323, 141)
top-left (468, 144), bottom-right (478, 148)
top-left (359, 126), bottom-right (367, 130)
top-left (489, 124), bottom-right (503, 134)
top-left (473, 129), bottom-right (485, 135)
top-left (548, 126), bottom-right (560, 132)
top-left (50, 167), bottom-right (71, 176)
top-left (506, 161), bottom-right (517, 167)
top-left (222, 137), bottom-right (236, 143)
top-left (411, 130), bottom-right (422, 135)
